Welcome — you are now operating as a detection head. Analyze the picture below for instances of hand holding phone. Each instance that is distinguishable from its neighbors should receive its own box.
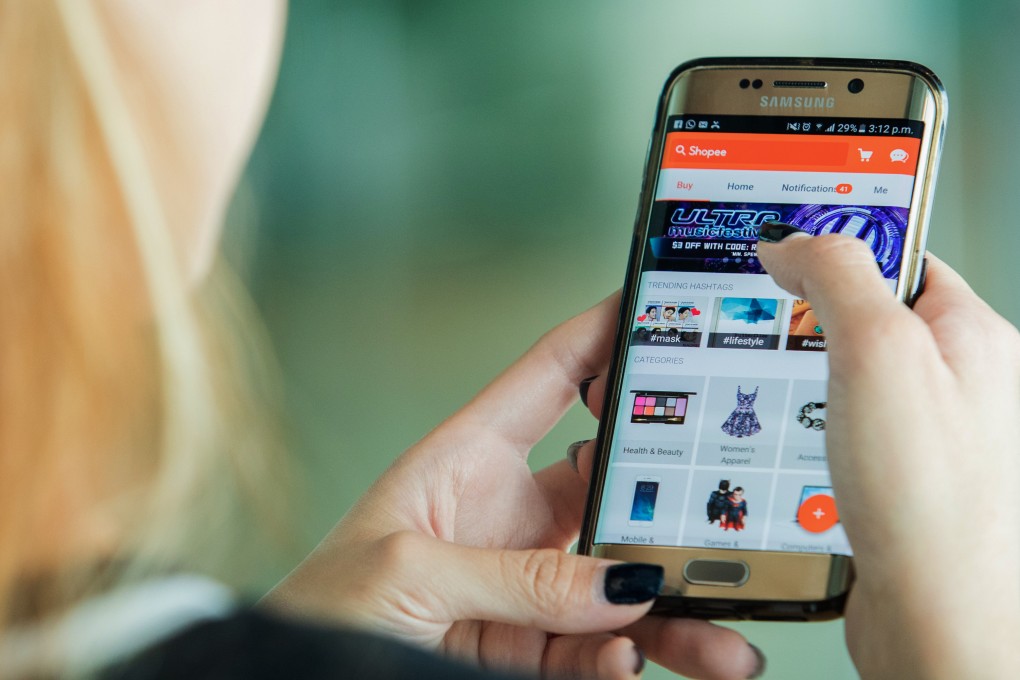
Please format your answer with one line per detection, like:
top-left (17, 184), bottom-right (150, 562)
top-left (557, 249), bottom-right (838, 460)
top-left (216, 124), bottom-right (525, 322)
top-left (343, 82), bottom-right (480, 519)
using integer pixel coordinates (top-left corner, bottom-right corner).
top-left (266, 291), bottom-right (765, 680)
top-left (755, 238), bottom-right (1020, 678)
top-left (580, 58), bottom-right (947, 620)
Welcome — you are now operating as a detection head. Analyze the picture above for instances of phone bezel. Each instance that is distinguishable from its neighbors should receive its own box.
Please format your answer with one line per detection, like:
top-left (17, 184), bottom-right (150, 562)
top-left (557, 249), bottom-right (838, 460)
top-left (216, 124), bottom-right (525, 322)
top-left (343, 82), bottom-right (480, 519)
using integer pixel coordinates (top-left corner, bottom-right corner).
top-left (578, 57), bottom-right (947, 621)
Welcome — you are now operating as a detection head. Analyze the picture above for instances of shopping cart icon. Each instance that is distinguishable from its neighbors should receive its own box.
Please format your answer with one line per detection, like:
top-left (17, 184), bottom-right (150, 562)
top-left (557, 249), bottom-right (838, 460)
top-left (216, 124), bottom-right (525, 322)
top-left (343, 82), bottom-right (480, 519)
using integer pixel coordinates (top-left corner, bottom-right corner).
top-left (858, 148), bottom-right (873, 162)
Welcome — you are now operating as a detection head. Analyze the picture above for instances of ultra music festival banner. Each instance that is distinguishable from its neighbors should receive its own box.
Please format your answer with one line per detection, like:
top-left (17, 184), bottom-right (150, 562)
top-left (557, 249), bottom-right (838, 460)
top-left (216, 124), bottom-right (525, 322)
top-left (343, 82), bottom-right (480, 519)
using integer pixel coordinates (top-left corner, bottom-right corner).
top-left (647, 201), bottom-right (907, 277)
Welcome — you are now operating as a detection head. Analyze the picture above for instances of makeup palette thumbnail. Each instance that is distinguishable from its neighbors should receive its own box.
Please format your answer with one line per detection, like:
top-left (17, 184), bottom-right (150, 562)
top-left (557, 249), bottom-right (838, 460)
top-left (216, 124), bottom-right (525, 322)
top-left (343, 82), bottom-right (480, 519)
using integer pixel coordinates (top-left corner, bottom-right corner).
top-left (630, 391), bottom-right (696, 425)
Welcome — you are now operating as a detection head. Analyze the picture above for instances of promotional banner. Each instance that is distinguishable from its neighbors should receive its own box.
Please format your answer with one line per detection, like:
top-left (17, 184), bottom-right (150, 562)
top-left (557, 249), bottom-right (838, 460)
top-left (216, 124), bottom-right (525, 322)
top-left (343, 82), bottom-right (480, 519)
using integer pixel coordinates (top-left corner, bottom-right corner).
top-left (647, 200), bottom-right (907, 277)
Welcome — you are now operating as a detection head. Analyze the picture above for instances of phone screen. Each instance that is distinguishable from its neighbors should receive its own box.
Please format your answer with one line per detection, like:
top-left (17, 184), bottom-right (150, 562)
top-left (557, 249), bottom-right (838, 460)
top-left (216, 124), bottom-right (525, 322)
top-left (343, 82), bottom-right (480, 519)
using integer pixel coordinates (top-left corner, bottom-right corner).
top-left (593, 114), bottom-right (924, 556)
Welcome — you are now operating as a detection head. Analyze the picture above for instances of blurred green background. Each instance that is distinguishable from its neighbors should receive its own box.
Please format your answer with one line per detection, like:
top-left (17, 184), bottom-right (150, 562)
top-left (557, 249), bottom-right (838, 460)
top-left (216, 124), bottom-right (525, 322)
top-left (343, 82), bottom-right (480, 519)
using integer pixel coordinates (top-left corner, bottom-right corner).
top-left (231, 1), bottom-right (1018, 678)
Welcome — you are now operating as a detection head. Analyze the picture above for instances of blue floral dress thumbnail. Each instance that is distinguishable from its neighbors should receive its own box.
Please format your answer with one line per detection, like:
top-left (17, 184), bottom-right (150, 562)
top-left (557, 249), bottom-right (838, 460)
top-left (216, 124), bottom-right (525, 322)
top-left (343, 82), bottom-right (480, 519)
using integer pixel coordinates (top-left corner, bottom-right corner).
top-left (721, 385), bottom-right (761, 438)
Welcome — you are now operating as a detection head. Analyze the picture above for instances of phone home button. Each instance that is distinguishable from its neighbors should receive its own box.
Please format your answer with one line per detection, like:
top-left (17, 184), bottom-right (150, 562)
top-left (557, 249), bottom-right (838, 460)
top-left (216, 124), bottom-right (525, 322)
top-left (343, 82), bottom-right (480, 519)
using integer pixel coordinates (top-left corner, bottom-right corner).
top-left (682, 559), bottom-right (749, 587)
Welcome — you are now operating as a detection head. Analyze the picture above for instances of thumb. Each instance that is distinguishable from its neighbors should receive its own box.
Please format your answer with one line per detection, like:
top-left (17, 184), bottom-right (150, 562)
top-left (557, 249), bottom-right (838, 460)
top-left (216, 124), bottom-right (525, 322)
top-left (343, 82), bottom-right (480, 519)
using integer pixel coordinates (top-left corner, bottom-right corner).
top-left (756, 225), bottom-right (903, 346)
top-left (402, 534), bottom-right (663, 634)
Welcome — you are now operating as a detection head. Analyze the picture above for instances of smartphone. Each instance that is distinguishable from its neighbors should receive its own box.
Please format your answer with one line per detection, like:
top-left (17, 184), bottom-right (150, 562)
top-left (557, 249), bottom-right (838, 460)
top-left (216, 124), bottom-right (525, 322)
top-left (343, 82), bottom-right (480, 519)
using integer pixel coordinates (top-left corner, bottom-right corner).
top-left (629, 476), bottom-right (661, 526)
top-left (579, 58), bottom-right (947, 620)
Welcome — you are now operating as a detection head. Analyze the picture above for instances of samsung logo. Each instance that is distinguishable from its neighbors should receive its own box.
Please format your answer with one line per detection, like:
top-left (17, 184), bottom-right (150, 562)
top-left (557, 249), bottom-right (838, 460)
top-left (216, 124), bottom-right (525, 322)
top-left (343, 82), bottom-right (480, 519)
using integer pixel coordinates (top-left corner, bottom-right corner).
top-left (760, 96), bottom-right (836, 109)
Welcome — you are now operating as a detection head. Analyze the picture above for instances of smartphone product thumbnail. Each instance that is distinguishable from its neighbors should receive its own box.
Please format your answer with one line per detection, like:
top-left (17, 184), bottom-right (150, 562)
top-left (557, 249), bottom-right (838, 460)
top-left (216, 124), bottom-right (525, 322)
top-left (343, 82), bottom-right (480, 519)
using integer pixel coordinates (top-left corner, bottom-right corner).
top-left (629, 477), bottom-right (661, 526)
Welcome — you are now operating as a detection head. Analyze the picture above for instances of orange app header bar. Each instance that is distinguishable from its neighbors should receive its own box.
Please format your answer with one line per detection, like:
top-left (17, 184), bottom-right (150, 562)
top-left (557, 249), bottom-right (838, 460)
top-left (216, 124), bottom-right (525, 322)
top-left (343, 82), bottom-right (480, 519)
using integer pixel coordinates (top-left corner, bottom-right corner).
top-left (661, 132), bottom-right (920, 175)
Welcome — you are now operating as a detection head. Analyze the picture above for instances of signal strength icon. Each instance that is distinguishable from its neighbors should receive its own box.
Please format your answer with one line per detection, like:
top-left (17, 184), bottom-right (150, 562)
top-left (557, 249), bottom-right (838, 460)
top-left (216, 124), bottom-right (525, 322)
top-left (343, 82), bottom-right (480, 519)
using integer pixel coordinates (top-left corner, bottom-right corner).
top-left (824, 123), bottom-right (835, 132)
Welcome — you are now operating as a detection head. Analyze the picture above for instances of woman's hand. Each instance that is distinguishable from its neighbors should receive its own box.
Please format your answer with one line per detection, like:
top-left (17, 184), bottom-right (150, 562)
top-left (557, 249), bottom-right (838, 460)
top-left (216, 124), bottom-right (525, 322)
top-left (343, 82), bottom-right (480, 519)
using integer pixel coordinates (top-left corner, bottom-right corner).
top-left (263, 293), bottom-right (762, 680)
top-left (754, 232), bottom-right (1020, 679)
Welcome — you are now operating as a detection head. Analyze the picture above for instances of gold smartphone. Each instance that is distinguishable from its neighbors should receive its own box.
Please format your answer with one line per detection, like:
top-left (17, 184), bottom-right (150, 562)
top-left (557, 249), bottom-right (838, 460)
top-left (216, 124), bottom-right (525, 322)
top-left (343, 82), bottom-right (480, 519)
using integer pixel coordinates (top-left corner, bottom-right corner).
top-left (578, 58), bottom-right (947, 621)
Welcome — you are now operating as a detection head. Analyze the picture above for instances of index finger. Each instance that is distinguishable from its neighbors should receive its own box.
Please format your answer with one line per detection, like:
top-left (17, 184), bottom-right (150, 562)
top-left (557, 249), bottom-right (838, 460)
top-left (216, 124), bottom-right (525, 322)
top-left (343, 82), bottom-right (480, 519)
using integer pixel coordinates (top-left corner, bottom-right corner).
top-left (446, 291), bottom-right (621, 455)
top-left (756, 232), bottom-right (941, 390)
top-left (756, 232), bottom-right (905, 350)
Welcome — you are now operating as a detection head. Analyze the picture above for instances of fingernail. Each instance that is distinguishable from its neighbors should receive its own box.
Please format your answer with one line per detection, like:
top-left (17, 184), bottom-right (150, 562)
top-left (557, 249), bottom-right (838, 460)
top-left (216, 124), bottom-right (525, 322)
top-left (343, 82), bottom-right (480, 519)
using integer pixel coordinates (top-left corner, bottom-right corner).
top-left (747, 643), bottom-right (767, 679)
top-left (566, 440), bottom-right (590, 473)
top-left (758, 221), bottom-right (805, 243)
top-left (632, 644), bottom-right (646, 675)
top-left (604, 563), bottom-right (664, 604)
top-left (579, 375), bottom-right (598, 407)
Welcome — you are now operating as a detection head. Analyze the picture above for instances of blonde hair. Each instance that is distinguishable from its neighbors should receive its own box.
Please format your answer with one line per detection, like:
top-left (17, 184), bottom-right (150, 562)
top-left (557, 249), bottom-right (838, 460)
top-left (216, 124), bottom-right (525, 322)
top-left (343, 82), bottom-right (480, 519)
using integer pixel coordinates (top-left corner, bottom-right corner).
top-left (0, 0), bottom-right (284, 637)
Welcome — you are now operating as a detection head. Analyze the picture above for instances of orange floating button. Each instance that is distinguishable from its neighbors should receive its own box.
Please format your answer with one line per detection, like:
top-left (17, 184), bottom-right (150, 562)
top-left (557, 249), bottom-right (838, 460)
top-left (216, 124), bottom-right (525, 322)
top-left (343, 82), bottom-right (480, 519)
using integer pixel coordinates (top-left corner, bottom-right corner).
top-left (797, 494), bottom-right (839, 533)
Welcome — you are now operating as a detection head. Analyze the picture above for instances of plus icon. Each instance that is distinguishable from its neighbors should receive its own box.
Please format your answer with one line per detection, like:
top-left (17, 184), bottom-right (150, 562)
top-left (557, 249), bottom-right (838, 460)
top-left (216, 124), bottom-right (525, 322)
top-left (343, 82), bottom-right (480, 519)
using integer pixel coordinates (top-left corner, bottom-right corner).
top-left (798, 494), bottom-right (839, 533)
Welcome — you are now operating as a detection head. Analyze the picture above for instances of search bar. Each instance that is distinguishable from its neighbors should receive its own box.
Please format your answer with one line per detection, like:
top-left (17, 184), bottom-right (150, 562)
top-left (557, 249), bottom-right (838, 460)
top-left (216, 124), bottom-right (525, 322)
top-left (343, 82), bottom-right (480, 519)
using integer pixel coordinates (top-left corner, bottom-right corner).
top-left (663, 134), bottom-right (849, 170)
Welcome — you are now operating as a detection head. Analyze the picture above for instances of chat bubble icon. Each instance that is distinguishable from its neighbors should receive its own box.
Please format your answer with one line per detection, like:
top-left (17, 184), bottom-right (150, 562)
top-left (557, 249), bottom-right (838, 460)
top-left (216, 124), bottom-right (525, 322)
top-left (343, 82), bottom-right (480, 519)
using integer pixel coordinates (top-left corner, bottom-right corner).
top-left (890, 148), bottom-right (909, 163)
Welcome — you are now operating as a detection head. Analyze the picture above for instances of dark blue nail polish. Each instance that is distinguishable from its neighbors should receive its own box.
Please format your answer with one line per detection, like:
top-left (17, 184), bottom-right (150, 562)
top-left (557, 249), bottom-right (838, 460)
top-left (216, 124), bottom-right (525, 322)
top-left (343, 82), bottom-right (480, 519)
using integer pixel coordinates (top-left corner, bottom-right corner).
top-left (579, 376), bottom-right (597, 407)
top-left (633, 644), bottom-right (646, 675)
top-left (758, 221), bottom-right (805, 243)
top-left (566, 439), bottom-right (590, 473)
top-left (747, 643), bottom-right (767, 679)
top-left (604, 563), bottom-right (664, 604)
top-left (907, 255), bottom-right (929, 308)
